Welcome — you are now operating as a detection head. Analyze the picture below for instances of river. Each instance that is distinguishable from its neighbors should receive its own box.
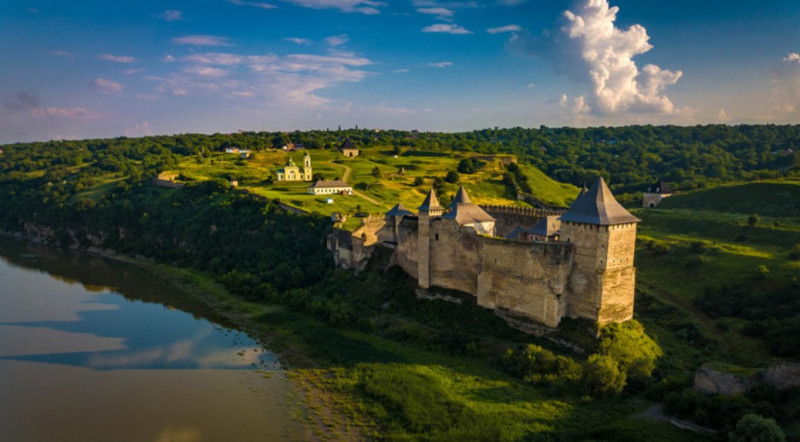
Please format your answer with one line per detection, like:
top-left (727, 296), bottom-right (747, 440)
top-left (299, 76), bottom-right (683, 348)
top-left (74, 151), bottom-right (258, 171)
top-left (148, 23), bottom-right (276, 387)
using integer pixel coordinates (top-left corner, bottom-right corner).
top-left (0, 237), bottom-right (308, 441)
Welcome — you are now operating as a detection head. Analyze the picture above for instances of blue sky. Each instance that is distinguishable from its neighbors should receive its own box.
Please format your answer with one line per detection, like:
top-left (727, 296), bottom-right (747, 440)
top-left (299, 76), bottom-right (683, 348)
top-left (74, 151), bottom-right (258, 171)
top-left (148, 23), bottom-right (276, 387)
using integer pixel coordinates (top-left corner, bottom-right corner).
top-left (1, 0), bottom-right (799, 143)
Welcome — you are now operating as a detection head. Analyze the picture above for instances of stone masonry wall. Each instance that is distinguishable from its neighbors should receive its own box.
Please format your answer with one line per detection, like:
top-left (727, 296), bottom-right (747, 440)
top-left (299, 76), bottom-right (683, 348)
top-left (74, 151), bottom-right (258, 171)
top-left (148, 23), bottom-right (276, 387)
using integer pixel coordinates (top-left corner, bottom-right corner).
top-left (560, 221), bottom-right (637, 323)
top-left (482, 205), bottom-right (564, 237)
top-left (476, 238), bottom-right (572, 327)
top-left (428, 219), bottom-right (481, 294)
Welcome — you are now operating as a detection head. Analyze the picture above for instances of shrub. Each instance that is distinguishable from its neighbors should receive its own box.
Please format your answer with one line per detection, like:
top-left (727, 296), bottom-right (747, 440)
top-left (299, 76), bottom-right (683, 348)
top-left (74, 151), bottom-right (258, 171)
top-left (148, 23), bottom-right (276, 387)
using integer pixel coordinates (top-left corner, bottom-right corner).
top-left (598, 320), bottom-right (663, 381)
top-left (413, 176), bottom-right (424, 186)
top-left (728, 414), bottom-right (785, 442)
top-left (445, 170), bottom-right (460, 184)
top-left (583, 354), bottom-right (626, 396)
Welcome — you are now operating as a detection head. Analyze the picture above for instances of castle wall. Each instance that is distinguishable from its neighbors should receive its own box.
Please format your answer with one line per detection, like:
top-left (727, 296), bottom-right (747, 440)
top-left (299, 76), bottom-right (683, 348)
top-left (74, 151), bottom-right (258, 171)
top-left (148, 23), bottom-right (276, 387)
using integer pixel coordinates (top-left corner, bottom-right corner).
top-left (481, 205), bottom-right (564, 237)
top-left (428, 219), bottom-right (481, 294)
top-left (476, 238), bottom-right (572, 327)
top-left (393, 221), bottom-right (419, 278)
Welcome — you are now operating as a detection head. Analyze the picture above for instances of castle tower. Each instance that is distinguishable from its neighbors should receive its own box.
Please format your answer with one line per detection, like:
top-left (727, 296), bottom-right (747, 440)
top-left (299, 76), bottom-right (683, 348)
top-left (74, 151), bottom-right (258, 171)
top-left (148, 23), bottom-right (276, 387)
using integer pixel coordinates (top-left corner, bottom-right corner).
top-left (302, 152), bottom-right (312, 180)
top-left (385, 203), bottom-right (413, 243)
top-left (559, 177), bottom-right (640, 324)
top-left (443, 186), bottom-right (496, 236)
top-left (417, 188), bottom-right (443, 289)
top-left (642, 178), bottom-right (673, 208)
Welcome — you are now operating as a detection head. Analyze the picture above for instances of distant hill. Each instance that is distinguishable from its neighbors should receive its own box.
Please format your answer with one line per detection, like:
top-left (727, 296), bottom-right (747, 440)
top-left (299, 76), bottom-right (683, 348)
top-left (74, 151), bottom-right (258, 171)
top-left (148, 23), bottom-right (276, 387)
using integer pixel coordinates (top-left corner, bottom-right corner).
top-left (658, 180), bottom-right (800, 217)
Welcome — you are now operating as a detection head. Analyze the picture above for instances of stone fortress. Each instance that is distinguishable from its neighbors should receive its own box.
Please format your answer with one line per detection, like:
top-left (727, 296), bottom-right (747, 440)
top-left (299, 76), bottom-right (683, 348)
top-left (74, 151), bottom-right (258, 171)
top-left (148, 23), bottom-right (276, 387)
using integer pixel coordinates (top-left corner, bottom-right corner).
top-left (328, 178), bottom-right (641, 330)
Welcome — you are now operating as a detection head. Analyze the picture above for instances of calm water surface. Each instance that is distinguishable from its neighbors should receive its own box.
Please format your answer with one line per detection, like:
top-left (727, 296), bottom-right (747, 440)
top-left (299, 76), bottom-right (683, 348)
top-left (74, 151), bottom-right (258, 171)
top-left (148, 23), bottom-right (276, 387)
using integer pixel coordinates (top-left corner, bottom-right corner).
top-left (0, 238), bottom-right (308, 442)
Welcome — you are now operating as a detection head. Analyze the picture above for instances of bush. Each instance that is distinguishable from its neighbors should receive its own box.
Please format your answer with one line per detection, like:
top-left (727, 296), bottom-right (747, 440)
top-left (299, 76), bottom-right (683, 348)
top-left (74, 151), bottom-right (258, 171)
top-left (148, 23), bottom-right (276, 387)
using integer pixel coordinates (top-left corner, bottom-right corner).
top-left (728, 414), bottom-right (785, 442)
top-left (748, 213), bottom-right (760, 227)
top-left (413, 176), bottom-right (424, 186)
top-left (583, 354), bottom-right (626, 396)
top-left (598, 320), bottom-right (663, 381)
top-left (445, 170), bottom-right (460, 184)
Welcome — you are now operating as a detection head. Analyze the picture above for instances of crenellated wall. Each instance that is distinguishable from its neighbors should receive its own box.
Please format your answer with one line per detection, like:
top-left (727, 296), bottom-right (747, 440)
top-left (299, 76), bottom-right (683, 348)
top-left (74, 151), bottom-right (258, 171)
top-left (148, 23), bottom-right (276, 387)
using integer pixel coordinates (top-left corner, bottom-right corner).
top-left (481, 205), bottom-right (564, 237)
top-left (328, 205), bottom-right (636, 330)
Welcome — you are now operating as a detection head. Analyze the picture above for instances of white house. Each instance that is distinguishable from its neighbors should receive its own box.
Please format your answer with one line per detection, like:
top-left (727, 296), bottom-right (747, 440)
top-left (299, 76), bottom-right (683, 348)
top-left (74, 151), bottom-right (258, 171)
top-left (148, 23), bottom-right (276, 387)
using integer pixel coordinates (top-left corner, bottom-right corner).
top-left (308, 180), bottom-right (353, 195)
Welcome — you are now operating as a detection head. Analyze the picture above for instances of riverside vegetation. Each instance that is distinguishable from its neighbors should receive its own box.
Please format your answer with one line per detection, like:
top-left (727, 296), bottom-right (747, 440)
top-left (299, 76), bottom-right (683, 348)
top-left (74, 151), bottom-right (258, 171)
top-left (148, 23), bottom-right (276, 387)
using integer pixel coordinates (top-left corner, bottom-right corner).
top-left (1, 125), bottom-right (799, 440)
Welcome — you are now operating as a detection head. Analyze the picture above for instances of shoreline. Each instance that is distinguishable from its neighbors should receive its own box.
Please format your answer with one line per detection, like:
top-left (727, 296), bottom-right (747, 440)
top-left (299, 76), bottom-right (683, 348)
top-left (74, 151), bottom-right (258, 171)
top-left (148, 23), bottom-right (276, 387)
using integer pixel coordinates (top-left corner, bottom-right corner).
top-left (0, 232), bottom-right (368, 441)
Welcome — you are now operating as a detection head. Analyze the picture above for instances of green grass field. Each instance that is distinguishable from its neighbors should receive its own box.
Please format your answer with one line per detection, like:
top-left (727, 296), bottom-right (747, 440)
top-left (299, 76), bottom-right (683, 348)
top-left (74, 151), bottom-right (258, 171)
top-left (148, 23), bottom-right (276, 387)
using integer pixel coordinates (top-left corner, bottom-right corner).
top-left (631, 180), bottom-right (800, 369)
top-left (165, 147), bottom-right (579, 218)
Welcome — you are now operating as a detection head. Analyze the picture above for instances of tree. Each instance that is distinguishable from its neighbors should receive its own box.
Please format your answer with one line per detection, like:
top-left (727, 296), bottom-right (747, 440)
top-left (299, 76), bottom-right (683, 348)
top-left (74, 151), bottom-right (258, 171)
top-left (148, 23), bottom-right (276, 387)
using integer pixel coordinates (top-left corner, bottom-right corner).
top-left (598, 319), bottom-right (662, 381)
top-left (728, 414), bottom-right (785, 442)
top-left (583, 354), bottom-right (626, 396)
top-left (445, 170), bottom-right (460, 184)
top-left (372, 166), bottom-right (382, 178)
top-left (413, 176), bottom-right (424, 186)
top-left (748, 213), bottom-right (760, 227)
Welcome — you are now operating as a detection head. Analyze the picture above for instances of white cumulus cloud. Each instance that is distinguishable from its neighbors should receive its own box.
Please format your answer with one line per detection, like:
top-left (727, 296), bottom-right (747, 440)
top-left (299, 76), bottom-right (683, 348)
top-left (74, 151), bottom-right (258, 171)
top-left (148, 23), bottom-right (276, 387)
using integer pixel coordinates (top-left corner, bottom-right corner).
top-left (429, 61), bottom-right (452, 68)
top-left (279, 0), bottom-right (385, 14)
top-left (773, 53), bottom-right (800, 113)
top-left (230, 0), bottom-right (277, 8)
top-left (511, 0), bottom-right (681, 116)
top-left (487, 25), bottom-right (520, 34)
top-left (422, 23), bottom-right (472, 34)
top-left (91, 78), bottom-right (123, 94)
top-left (159, 10), bottom-right (184, 21)
top-left (417, 7), bottom-right (454, 20)
top-left (30, 107), bottom-right (102, 120)
top-left (285, 37), bottom-right (312, 45)
top-left (562, 0), bottom-right (682, 115)
top-left (98, 54), bottom-right (137, 63)
top-left (172, 35), bottom-right (233, 46)
top-left (326, 34), bottom-right (349, 47)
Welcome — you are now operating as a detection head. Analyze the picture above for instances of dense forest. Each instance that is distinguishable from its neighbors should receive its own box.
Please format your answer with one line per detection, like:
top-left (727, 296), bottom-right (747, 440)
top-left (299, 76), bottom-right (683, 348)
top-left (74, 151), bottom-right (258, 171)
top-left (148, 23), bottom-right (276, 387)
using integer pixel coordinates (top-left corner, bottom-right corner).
top-left (2, 124), bottom-right (799, 196)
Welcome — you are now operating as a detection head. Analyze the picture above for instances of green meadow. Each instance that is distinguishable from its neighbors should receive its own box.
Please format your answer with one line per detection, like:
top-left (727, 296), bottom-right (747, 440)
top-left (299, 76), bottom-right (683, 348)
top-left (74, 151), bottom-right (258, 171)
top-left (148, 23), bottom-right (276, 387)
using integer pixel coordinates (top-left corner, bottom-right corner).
top-left (166, 146), bottom-right (578, 216)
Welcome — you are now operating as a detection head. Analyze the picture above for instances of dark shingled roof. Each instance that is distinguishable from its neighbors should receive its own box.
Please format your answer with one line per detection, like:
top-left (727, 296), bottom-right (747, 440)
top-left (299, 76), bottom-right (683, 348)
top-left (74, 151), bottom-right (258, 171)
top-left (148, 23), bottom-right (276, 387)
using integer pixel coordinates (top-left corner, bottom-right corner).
top-left (559, 177), bottom-right (640, 225)
top-left (442, 186), bottom-right (495, 224)
top-left (418, 188), bottom-right (443, 212)
top-left (310, 180), bottom-right (350, 188)
top-left (386, 203), bottom-right (414, 217)
top-left (448, 186), bottom-right (472, 208)
top-left (339, 139), bottom-right (357, 149)
top-left (646, 179), bottom-right (673, 194)
top-left (526, 217), bottom-right (560, 237)
top-left (506, 225), bottom-right (525, 240)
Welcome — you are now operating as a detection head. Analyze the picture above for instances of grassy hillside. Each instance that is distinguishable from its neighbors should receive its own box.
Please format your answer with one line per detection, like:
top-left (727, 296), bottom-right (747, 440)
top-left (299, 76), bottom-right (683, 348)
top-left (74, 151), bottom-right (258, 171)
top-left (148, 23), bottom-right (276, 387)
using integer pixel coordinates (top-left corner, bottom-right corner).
top-left (167, 147), bottom-right (579, 217)
top-left (632, 181), bottom-right (800, 369)
top-left (658, 180), bottom-right (800, 217)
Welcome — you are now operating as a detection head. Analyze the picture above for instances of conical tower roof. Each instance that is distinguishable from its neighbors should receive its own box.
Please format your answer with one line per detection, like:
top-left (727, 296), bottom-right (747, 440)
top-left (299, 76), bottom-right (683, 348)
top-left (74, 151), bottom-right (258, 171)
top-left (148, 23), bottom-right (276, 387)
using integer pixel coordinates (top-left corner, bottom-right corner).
top-left (448, 185), bottom-right (472, 208)
top-left (559, 177), bottom-right (640, 225)
top-left (442, 186), bottom-right (495, 224)
top-left (418, 188), bottom-right (442, 212)
top-left (386, 203), bottom-right (414, 217)
top-left (340, 138), bottom-right (356, 149)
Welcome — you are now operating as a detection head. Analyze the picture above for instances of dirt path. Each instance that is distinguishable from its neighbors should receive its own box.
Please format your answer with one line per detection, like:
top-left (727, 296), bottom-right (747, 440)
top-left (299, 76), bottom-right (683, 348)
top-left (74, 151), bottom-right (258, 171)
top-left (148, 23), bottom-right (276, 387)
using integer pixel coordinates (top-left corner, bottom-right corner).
top-left (353, 190), bottom-right (384, 207)
top-left (335, 163), bottom-right (352, 182)
top-left (332, 162), bottom-right (384, 208)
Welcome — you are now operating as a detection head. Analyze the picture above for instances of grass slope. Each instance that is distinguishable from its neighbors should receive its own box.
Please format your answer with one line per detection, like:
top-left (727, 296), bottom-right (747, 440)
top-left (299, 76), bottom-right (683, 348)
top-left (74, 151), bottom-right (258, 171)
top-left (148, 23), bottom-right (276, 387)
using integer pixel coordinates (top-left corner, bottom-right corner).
top-left (632, 180), bottom-right (800, 369)
top-left (168, 147), bottom-right (578, 217)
